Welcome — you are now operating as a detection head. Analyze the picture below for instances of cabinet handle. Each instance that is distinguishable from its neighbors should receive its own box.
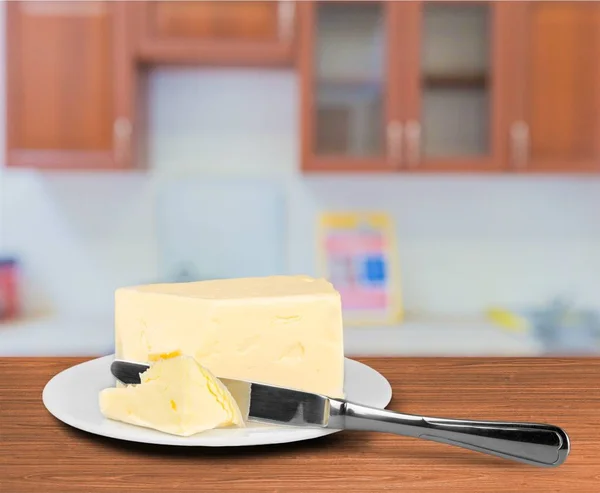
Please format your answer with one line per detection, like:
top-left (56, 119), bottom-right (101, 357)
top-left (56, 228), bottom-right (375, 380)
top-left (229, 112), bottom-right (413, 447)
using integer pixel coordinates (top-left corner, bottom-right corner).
top-left (113, 117), bottom-right (132, 166)
top-left (278, 1), bottom-right (295, 42)
top-left (510, 121), bottom-right (529, 169)
top-left (387, 121), bottom-right (403, 166)
top-left (405, 120), bottom-right (421, 168)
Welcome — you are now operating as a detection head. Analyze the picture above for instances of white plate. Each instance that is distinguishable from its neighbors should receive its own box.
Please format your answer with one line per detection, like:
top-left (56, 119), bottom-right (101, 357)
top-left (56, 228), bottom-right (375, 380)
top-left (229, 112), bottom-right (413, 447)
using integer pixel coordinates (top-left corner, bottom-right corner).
top-left (42, 355), bottom-right (392, 447)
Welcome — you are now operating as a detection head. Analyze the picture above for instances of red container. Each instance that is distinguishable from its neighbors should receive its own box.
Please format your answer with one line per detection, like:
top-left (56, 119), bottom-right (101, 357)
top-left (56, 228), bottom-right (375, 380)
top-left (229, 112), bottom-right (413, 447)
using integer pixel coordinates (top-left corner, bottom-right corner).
top-left (0, 257), bottom-right (19, 321)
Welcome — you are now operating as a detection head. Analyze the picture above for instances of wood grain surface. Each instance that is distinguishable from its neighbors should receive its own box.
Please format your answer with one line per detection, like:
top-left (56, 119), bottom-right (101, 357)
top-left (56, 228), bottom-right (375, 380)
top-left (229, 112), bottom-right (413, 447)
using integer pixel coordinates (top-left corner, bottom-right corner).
top-left (1, 357), bottom-right (599, 492)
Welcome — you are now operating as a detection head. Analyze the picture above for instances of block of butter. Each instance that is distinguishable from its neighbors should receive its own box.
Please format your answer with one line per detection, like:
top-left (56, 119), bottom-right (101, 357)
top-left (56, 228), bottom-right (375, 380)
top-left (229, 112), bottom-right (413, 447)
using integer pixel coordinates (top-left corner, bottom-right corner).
top-left (99, 355), bottom-right (245, 436)
top-left (115, 275), bottom-right (345, 398)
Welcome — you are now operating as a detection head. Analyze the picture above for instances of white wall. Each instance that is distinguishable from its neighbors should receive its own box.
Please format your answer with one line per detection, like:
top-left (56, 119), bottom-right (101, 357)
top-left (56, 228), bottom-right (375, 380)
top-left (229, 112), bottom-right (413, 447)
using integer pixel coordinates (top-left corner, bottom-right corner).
top-left (1, 171), bottom-right (157, 318)
top-left (149, 68), bottom-right (297, 178)
top-left (0, 1), bottom-right (598, 320)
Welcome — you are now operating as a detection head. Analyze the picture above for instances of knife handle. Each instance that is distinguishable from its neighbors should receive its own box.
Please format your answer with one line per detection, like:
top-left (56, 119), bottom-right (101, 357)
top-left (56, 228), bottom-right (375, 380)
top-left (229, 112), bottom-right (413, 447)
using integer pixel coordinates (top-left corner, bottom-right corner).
top-left (329, 400), bottom-right (570, 468)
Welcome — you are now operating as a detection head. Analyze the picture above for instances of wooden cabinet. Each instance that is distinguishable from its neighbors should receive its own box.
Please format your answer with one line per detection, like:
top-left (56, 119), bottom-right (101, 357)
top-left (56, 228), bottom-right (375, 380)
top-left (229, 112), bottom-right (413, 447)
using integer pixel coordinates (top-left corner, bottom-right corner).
top-left (300, 1), bottom-right (600, 173)
top-left (299, 1), bottom-right (511, 172)
top-left (134, 1), bottom-right (296, 66)
top-left (6, 0), bottom-right (598, 173)
top-left (299, 1), bottom-right (394, 172)
top-left (401, 1), bottom-right (512, 172)
top-left (6, 1), bottom-right (136, 170)
top-left (507, 1), bottom-right (600, 172)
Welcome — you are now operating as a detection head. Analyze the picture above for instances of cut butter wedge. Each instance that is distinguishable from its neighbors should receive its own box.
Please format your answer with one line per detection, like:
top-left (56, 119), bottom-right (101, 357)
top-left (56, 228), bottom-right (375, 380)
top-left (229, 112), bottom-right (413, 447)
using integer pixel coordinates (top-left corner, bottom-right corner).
top-left (99, 355), bottom-right (245, 436)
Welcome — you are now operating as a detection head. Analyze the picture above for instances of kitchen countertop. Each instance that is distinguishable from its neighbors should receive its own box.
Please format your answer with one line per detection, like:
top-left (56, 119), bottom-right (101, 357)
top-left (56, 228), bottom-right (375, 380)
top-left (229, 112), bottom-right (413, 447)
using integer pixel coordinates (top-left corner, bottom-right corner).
top-left (2, 357), bottom-right (598, 492)
top-left (0, 316), bottom-right (543, 356)
top-left (0, 316), bottom-right (115, 357)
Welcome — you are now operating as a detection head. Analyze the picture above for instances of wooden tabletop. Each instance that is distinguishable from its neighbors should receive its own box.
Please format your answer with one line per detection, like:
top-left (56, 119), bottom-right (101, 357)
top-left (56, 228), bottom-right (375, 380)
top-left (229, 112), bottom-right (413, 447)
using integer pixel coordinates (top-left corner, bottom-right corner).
top-left (1, 357), bottom-right (599, 493)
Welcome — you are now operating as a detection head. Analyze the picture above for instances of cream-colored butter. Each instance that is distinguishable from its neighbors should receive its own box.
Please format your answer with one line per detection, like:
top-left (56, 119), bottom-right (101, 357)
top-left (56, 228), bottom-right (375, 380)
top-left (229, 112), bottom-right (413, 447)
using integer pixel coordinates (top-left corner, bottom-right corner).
top-left (99, 355), bottom-right (244, 436)
top-left (115, 275), bottom-right (345, 398)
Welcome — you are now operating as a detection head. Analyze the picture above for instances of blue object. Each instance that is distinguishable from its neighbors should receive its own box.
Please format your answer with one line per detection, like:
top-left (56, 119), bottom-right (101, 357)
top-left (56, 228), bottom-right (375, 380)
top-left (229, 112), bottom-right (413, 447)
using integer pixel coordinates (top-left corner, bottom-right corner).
top-left (0, 257), bottom-right (17, 267)
top-left (360, 255), bottom-right (386, 286)
top-left (521, 300), bottom-right (600, 355)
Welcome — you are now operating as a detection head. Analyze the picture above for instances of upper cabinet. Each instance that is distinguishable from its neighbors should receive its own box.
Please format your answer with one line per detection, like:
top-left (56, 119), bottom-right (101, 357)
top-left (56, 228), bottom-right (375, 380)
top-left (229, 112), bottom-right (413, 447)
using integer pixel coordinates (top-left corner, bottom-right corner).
top-left (6, 1), bottom-right (136, 170)
top-left (5, 1), bottom-right (599, 173)
top-left (299, 1), bottom-right (394, 171)
top-left (507, 1), bottom-right (600, 172)
top-left (300, 0), bottom-right (600, 173)
top-left (299, 1), bottom-right (511, 172)
top-left (401, 1), bottom-right (511, 172)
top-left (134, 1), bottom-right (296, 66)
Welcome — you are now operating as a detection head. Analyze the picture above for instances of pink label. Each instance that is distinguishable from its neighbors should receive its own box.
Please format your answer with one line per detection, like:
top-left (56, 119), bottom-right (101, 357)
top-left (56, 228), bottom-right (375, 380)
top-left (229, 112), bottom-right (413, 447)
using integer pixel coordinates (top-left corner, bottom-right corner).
top-left (338, 287), bottom-right (388, 310)
top-left (325, 233), bottom-right (385, 255)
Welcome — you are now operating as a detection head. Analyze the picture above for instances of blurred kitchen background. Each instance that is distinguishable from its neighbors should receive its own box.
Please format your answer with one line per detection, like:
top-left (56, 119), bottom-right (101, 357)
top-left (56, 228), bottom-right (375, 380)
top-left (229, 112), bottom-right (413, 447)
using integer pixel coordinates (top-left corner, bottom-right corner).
top-left (0, 1), bottom-right (599, 357)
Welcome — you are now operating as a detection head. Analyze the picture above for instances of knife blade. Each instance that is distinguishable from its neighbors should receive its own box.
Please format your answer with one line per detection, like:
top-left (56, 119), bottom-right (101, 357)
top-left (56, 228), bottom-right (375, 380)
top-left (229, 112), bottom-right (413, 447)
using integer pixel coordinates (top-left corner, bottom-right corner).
top-left (110, 359), bottom-right (570, 468)
top-left (111, 359), bottom-right (330, 427)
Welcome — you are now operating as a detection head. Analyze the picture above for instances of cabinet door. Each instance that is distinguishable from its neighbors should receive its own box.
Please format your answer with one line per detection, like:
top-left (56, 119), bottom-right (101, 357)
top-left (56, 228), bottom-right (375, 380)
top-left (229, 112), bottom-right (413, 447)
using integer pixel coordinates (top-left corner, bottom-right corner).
top-left (300, 1), bottom-right (400, 172)
top-left (136, 1), bottom-right (295, 66)
top-left (508, 2), bottom-right (600, 172)
top-left (401, 1), bottom-right (511, 172)
top-left (6, 1), bottom-right (135, 169)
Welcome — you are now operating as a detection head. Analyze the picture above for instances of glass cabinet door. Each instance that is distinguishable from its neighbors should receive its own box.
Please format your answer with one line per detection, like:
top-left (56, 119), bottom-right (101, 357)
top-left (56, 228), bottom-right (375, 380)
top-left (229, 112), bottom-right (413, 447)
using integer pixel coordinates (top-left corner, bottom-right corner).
top-left (302, 1), bottom-right (395, 170)
top-left (403, 2), bottom-right (506, 171)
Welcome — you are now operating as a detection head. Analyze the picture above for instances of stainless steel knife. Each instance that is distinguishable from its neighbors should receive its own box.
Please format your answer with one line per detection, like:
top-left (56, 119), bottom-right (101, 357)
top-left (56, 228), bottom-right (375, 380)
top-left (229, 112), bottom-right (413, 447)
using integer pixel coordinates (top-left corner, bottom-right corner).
top-left (110, 359), bottom-right (570, 468)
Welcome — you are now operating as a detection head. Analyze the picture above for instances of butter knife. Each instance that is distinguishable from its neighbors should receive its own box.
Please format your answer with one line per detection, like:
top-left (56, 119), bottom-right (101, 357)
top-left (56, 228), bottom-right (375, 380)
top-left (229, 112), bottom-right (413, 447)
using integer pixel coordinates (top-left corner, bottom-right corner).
top-left (110, 359), bottom-right (570, 468)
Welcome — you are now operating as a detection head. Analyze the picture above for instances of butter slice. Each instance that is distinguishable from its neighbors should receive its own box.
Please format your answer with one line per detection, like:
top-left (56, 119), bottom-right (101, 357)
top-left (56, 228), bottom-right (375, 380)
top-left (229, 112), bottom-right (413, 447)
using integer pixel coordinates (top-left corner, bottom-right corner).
top-left (115, 275), bottom-right (345, 398)
top-left (99, 355), bottom-right (244, 436)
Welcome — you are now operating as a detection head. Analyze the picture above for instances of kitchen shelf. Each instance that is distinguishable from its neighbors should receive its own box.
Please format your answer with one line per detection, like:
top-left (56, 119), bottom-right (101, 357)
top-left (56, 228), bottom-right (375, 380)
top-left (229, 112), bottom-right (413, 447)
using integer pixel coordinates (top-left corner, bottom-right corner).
top-left (423, 73), bottom-right (488, 89)
top-left (316, 77), bottom-right (382, 89)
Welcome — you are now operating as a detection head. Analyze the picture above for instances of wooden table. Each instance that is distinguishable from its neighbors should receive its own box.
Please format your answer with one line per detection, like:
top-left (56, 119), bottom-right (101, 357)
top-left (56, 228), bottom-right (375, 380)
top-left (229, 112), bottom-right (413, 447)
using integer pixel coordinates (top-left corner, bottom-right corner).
top-left (1, 357), bottom-right (599, 492)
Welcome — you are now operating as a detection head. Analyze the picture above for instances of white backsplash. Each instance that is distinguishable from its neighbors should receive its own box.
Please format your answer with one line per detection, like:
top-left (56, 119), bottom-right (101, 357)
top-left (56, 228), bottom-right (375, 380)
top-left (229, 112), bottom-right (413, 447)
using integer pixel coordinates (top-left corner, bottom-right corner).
top-left (0, 171), bottom-right (158, 317)
top-left (156, 177), bottom-right (286, 281)
top-left (0, 58), bottom-right (599, 318)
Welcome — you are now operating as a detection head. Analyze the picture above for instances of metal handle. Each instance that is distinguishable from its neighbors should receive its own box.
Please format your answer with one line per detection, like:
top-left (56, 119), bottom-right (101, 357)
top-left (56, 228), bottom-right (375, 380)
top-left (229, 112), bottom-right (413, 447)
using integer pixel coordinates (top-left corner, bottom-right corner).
top-left (510, 120), bottom-right (529, 169)
top-left (405, 120), bottom-right (421, 168)
top-left (113, 117), bottom-right (132, 166)
top-left (278, 1), bottom-right (295, 41)
top-left (329, 400), bottom-right (570, 468)
top-left (386, 121), bottom-right (403, 166)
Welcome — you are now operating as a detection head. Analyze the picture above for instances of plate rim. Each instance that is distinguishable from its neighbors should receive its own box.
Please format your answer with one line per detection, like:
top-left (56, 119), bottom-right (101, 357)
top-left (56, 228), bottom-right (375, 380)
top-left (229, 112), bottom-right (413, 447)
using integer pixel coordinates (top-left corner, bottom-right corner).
top-left (42, 354), bottom-right (392, 447)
